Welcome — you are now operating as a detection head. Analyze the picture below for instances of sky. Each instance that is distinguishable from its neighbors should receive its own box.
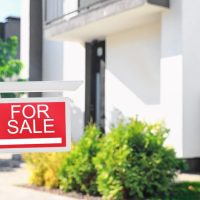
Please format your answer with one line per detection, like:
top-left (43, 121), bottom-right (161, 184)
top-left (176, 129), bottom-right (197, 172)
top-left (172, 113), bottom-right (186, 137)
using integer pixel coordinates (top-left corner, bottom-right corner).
top-left (0, 0), bottom-right (21, 22)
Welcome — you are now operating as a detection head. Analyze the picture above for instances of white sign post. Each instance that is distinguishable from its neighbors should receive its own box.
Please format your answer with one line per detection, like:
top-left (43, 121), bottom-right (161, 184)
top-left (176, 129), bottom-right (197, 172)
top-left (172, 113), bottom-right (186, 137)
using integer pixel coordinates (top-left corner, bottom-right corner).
top-left (0, 81), bottom-right (82, 93)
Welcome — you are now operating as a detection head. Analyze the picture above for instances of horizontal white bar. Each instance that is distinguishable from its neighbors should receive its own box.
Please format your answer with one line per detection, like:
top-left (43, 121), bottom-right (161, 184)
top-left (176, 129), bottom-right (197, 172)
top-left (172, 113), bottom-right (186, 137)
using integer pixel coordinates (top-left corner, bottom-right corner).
top-left (0, 138), bottom-right (62, 145)
top-left (0, 81), bottom-right (83, 93)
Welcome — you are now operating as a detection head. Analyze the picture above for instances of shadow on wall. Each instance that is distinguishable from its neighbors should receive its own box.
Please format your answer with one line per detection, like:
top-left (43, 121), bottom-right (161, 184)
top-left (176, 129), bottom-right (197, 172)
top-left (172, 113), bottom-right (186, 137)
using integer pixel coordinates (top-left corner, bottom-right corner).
top-left (107, 21), bottom-right (161, 105)
top-left (107, 65), bottom-right (160, 105)
top-left (70, 102), bottom-right (84, 142)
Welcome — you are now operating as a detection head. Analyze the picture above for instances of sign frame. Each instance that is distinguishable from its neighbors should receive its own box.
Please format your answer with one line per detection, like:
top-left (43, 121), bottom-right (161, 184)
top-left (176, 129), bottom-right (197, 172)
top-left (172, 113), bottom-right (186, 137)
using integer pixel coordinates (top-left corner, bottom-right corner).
top-left (0, 97), bottom-right (71, 153)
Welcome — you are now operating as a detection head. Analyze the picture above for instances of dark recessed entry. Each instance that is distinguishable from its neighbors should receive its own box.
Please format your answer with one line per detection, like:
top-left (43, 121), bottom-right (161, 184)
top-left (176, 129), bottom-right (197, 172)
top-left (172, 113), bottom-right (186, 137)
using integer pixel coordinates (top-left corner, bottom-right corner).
top-left (85, 40), bottom-right (105, 132)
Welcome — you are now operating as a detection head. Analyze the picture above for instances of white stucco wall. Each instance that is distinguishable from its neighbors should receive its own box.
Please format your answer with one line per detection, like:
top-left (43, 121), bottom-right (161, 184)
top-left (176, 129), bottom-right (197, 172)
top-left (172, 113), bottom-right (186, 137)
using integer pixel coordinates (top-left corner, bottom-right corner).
top-left (43, 0), bottom-right (84, 141)
top-left (42, 40), bottom-right (64, 81)
top-left (42, 40), bottom-right (64, 97)
top-left (63, 42), bottom-right (85, 141)
top-left (160, 0), bottom-right (183, 157)
top-left (42, 40), bottom-right (85, 141)
top-left (106, 20), bottom-right (162, 130)
top-left (182, 0), bottom-right (200, 158)
top-left (160, 0), bottom-right (200, 158)
top-left (105, 0), bottom-right (200, 158)
top-left (106, 1), bottom-right (198, 158)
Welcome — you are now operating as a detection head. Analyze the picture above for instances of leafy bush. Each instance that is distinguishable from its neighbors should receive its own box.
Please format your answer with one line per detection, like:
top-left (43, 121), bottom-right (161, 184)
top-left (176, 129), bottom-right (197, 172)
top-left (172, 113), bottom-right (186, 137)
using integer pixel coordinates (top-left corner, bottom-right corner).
top-left (59, 124), bottom-right (103, 195)
top-left (0, 36), bottom-right (24, 98)
top-left (24, 152), bottom-right (68, 188)
top-left (24, 119), bottom-right (186, 199)
top-left (93, 118), bottom-right (185, 200)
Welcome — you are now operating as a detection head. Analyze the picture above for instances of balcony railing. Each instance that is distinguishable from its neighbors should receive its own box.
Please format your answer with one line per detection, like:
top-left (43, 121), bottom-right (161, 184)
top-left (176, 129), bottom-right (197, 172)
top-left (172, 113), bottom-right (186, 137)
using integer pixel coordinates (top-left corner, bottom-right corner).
top-left (45, 0), bottom-right (119, 25)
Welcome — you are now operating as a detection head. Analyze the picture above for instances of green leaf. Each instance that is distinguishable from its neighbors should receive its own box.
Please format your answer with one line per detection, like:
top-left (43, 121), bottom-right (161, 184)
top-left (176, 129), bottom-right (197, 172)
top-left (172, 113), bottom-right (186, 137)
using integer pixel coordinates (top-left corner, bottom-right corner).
top-left (0, 36), bottom-right (25, 97)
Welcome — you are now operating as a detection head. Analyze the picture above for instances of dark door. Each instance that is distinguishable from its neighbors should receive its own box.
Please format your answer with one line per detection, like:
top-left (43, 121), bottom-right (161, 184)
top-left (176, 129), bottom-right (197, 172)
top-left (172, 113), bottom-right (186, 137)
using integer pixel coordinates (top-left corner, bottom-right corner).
top-left (85, 40), bottom-right (105, 132)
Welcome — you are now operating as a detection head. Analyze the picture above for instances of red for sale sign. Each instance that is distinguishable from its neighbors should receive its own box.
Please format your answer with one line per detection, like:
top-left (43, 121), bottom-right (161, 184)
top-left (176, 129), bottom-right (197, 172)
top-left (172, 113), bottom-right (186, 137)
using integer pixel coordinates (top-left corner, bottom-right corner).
top-left (0, 97), bottom-right (70, 152)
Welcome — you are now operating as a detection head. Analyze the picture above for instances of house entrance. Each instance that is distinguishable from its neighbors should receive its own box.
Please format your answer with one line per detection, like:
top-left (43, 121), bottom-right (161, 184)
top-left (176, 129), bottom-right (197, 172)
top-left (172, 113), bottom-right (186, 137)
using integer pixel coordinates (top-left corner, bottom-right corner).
top-left (85, 40), bottom-right (105, 132)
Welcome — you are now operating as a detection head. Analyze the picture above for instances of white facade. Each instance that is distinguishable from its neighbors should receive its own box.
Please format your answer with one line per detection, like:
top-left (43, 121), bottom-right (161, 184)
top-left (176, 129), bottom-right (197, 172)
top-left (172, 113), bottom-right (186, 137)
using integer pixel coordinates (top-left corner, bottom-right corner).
top-left (42, 42), bottom-right (85, 142)
top-left (21, 0), bottom-right (200, 158)
top-left (105, 20), bottom-right (161, 129)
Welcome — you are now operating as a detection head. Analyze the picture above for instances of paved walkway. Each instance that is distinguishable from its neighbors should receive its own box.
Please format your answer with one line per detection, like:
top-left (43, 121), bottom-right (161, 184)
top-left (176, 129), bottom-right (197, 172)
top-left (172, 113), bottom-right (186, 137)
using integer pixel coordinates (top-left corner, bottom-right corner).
top-left (1, 154), bottom-right (200, 200)
top-left (176, 173), bottom-right (200, 182)
top-left (0, 154), bottom-right (77, 200)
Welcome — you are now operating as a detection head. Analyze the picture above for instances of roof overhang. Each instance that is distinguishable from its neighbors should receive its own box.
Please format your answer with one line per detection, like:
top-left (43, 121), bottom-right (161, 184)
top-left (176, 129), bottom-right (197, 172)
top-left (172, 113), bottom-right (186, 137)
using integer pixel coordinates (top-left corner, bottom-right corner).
top-left (44, 0), bottom-right (169, 42)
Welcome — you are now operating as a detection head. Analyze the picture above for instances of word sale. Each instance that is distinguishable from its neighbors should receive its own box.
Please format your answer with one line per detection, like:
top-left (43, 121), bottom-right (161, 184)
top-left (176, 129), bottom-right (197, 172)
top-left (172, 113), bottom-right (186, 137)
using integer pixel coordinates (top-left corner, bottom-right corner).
top-left (7, 104), bottom-right (55, 134)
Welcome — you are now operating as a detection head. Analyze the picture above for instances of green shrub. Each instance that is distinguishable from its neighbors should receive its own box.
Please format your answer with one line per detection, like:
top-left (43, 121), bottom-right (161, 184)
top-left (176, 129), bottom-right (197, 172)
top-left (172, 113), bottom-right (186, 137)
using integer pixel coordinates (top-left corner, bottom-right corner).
top-left (0, 36), bottom-right (25, 98)
top-left (23, 153), bottom-right (46, 186)
top-left (93, 118), bottom-right (186, 200)
top-left (59, 124), bottom-right (103, 195)
top-left (24, 152), bottom-right (68, 188)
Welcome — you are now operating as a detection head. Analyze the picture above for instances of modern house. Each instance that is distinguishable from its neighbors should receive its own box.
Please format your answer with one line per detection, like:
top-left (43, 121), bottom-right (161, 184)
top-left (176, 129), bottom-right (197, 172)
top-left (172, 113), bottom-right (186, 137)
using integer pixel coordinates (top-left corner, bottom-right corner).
top-left (0, 16), bottom-right (20, 58)
top-left (21, 0), bottom-right (200, 170)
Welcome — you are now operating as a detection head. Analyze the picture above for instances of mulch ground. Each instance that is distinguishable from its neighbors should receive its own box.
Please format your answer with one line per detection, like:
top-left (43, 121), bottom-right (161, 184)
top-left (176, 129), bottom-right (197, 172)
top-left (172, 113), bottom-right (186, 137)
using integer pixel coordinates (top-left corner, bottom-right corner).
top-left (20, 184), bottom-right (102, 200)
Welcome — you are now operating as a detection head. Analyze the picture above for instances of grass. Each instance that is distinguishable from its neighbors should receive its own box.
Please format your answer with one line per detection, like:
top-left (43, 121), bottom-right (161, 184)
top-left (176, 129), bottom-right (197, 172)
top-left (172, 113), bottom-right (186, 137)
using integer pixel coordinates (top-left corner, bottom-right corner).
top-left (170, 181), bottom-right (200, 200)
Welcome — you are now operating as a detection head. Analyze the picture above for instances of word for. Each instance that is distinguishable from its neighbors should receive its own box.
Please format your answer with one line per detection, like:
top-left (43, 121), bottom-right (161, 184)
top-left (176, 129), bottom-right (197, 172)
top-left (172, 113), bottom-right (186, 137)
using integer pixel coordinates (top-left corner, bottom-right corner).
top-left (7, 104), bottom-right (55, 134)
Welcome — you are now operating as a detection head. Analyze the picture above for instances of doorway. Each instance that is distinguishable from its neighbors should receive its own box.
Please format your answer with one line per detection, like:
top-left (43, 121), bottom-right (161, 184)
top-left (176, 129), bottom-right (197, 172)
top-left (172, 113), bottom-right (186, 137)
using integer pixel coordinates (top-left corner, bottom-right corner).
top-left (85, 40), bottom-right (105, 132)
